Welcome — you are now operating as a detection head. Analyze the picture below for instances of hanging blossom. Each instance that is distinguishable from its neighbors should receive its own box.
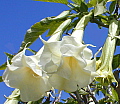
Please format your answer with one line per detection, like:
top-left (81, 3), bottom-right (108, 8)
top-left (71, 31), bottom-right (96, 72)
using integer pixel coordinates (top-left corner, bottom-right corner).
top-left (2, 19), bottom-right (71, 102)
top-left (2, 48), bottom-right (52, 102)
top-left (40, 36), bottom-right (98, 92)
top-left (96, 19), bottom-right (119, 85)
top-left (39, 12), bottom-right (98, 92)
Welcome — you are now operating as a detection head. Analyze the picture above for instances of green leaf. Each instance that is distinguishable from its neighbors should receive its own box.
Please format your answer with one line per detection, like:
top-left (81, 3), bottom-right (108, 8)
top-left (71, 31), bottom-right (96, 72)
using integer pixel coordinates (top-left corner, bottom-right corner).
top-left (111, 87), bottom-right (119, 101)
top-left (0, 62), bottom-right (7, 70)
top-left (19, 10), bottom-right (71, 51)
top-left (0, 76), bottom-right (3, 82)
top-left (71, 0), bottom-right (82, 5)
top-left (20, 20), bottom-right (56, 51)
top-left (107, 0), bottom-right (116, 2)
top-left (79, 1), bottom-right (88, 12)
top-left (53, 10), bottom-right (70, 20)
top-left (66, 19), bottom-right (80, 32)
top-left (19, 16), bottom-right (69, 51)
top-left (94, 1), bottom-right (107, 16)
top-left (47, 21), bottom-right (63, 36)
top-left (116, 38), bottom-right (120, 46)
top-left (4, 52), bottom-right (14, 59)
top-left (112, 54), bottom-right (120, 69)
top-left (109, 1), bottom-right (116, 14)
top-left (87, 0), bottom-right (97, 7)
top-left (79, 89), bottom-right (89, 95)
top-left (46, 10), bottom-right (70, 36)
top-left (97, 15), bottom-right (109, 25)
top-left (33, 0), bottom-right (68, 4)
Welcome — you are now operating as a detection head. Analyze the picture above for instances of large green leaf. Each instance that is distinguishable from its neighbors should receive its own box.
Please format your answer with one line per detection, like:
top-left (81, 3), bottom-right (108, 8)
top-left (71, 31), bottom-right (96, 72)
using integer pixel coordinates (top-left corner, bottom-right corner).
top-left (20, 20), bottom-right (62, 51)
top-left (33, 0), bottom-right (68, 4)
top-left (19, 10), bottom-right (70, 51)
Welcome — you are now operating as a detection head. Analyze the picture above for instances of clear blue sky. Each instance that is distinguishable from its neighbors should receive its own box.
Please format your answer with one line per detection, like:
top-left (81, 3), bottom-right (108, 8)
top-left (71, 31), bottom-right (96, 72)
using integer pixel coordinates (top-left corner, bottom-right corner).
top-left (0, 0), bottom-right (110, 103)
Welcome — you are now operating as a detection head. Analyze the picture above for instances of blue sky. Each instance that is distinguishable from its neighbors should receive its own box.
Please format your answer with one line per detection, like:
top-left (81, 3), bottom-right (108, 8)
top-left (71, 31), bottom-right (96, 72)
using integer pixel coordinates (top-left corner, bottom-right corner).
top-left (0, 0), bottom-right (110, 103)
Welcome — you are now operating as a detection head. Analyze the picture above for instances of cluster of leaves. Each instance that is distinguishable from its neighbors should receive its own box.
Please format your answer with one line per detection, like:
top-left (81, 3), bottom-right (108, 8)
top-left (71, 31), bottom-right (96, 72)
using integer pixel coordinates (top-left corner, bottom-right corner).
top-left (1, 0), bottom-right (120, 104)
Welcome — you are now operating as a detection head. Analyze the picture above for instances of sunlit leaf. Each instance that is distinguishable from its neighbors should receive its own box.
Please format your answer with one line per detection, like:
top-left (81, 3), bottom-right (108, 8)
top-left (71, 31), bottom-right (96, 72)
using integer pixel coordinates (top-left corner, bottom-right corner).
top-left (20, 20), bottom-right (59, 51)
top-left (0, 62), bottom-right (7, 70)
top-left (87, 0), bottom-right (97, 7)
top-left (19, 11), bottom-right (70, 51)
top-left (111, 87), bottom-right (119, 101)
top-left (107, 0), bottom-right (116, 2)
top-left (33, 0), bottom-right (68, 4)
top-left (71, 0), bottom-right (82, 5)
top-left (69, 3), bottom-right (81, 12)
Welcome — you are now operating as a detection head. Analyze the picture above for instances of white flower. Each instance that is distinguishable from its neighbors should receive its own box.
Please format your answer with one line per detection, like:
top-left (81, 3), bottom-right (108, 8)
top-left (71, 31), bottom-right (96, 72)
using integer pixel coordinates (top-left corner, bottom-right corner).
top-left (2, 48), bottom-right (51, 102)
top-left (2, 19), bottom-right (71, 102)
top-left (40, 36), bottom-right (98, 92)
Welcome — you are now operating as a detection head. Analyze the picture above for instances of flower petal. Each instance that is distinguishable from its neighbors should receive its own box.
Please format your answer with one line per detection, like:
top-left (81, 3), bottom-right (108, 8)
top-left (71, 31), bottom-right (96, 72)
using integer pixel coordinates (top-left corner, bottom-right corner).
top-left (49, 74), bottom-right (77, 92)
top-left (2, 66), bottom-right (51, 102)
top-left (61, 36), bottom-right (82, 46)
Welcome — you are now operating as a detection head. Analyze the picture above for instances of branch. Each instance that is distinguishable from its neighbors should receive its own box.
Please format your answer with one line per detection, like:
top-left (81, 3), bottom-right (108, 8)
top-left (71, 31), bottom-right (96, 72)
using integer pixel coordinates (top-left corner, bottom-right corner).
top-left (90, 18), bottom-right (109, 28)
top-left (114, 0), bottom-right (119, 15)
top-left (69, 93), bottom-right (77, 100)
top-left (74, 90), bottom-right (84, 104)
top-left (82, 86), bottom-right (98, 104)
top-left (87, 86), bottom-right (98, 104)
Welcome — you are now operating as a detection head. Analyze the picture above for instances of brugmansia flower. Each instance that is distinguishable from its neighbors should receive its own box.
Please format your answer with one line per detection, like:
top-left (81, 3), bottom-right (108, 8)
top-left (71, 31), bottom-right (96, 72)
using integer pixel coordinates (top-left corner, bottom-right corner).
top-left (2, 48), bottom-right (51, 102)
top-left (96, 19), bottom-right (119, 85)
top-left (40, 36), bottom-right (98, 92)
top-left (39, 12), bottom-right (98, 92)
top-left (2, 19), bottom-right (71, 102)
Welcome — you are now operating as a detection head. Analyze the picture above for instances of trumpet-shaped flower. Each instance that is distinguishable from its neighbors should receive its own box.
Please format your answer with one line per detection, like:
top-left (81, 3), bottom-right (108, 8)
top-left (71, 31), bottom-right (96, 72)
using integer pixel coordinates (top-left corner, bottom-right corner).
top-left (96, 20), bottom-right (119, 85)
top-left (2, 19), bottom-right (71, 102)
top-left (2, 49), bottom-right (51, 102)
top-left (40, 36), bottom-right (98, 92)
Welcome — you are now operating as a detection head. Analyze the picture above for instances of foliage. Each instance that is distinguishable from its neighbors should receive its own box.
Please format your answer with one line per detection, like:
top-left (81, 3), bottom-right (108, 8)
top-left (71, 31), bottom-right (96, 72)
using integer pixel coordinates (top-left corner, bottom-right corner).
top-left (1, 0), bottom-right (120, 104)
